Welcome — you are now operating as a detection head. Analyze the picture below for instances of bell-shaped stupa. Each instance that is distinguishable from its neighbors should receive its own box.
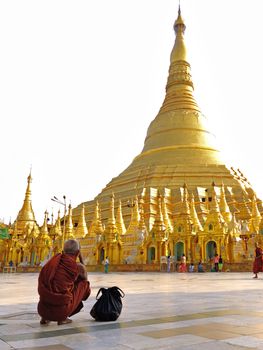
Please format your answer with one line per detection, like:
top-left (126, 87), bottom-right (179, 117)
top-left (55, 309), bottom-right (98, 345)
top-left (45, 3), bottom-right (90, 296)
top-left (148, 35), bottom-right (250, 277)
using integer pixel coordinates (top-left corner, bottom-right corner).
top-left (73, 7), bottom-right (260, 226)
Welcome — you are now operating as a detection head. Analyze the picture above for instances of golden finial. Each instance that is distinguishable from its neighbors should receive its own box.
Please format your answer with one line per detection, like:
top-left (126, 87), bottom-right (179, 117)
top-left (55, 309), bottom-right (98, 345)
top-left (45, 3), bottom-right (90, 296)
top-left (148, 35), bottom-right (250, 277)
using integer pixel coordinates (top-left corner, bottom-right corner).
top-left (170, 2), bottom-right (187, 64)
top-left (174, 2), bottom-right (186, 34)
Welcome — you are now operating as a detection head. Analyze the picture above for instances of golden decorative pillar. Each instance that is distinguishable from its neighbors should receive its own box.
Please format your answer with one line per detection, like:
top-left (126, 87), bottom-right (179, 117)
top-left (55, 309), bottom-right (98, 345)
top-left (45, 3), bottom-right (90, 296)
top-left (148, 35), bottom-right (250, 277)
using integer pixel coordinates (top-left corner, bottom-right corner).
top-left (219, 184), bottom-right (232, 224)
top-left (149, 190), bottom-right (167, 263)
top-left (51, 210), bottom-right (63, 254)
top-left (36, 211), bottom-right (52, 264)
top-left (89, 201), bottom-right (104, 237)
top-left (15, 171), bottom-right (37, 232)
top-left (249, 194), bottom-right (261, 234)
top-left (65, 204), bottom-right (75, 241)
top-left (75, 204), bottom-right (88, 239)
top-left (116, 200), bottom-right (126, 235)
top-left (104, 194), bottom-right (120, 264)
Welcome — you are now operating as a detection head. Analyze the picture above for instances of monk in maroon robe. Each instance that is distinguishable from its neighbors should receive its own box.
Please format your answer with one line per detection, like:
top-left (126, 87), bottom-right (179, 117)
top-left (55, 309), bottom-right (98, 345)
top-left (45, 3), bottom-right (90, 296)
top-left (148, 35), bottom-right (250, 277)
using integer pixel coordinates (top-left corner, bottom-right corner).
top-left (38, 239), bottom-right (91, 325)
top-left (253, 242), bottom-right (263, 279)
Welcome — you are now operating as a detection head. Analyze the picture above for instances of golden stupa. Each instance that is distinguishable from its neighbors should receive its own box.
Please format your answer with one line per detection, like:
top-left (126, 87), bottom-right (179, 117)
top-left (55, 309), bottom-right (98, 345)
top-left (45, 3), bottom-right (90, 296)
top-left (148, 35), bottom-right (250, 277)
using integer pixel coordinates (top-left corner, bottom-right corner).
top-left (1, 7), bottom-right (262, 271)
top-left (75, 7), bottom-right (257, 220)
top-left (69, 7), bottom-right (262, 268)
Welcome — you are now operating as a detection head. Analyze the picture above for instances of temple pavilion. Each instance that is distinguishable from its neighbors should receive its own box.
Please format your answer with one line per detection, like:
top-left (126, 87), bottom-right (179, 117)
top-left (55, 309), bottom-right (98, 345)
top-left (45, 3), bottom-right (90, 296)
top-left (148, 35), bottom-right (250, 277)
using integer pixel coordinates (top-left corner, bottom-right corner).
top-left (1, 7), bottom-right (263, 270)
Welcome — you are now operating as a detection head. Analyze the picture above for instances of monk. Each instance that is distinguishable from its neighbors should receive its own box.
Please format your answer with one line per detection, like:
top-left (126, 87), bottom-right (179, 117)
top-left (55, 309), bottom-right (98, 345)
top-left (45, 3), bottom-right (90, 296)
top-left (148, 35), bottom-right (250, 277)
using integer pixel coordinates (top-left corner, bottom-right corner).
top-left (38, 239), bottom-right (91, 325)
top-left (253, 242), bottom-right (263, 279)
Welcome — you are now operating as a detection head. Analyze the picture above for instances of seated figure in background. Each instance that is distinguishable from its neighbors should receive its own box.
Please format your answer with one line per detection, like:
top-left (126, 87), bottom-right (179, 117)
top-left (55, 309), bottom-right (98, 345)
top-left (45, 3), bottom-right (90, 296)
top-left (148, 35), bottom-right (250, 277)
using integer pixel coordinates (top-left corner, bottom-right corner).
top-left (38, 239), bottom-right (91, 325)
top-left (189, 262), bottom-right (195, 272)
top-left (198, 261), bottom-right (205, 272)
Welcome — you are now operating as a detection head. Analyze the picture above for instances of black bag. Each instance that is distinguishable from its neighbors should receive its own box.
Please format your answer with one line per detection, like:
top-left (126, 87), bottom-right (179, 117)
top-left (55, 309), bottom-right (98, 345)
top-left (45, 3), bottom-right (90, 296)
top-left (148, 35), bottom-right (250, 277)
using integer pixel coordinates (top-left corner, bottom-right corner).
top-left (90, 286), bottom-right (125, 321)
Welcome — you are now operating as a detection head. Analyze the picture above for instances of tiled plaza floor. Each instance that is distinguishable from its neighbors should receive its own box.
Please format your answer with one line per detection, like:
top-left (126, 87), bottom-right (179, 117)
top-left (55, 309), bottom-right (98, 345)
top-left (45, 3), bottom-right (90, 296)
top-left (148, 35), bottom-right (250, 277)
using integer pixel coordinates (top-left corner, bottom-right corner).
top-left (1, 271), bottom-right (263, 349)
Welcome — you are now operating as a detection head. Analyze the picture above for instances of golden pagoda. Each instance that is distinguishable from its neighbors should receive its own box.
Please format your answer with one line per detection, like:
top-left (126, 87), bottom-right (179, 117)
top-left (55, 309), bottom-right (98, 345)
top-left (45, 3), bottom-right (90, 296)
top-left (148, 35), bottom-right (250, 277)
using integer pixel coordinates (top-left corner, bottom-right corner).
top-left (1, 6), bottom-right (262, 271)
top-left (70, 6), bottom-right (262, 269)
top-left (0, 172), bottom-right (54, 267)
top-left (15, 171), bottom-right (37, 232)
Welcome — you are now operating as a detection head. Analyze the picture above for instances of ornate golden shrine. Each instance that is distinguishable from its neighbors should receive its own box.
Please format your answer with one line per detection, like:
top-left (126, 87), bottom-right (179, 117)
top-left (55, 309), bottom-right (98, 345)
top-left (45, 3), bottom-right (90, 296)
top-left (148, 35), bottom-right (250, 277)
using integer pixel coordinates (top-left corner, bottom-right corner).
top-left (1, 8), bottom-right (263, 269)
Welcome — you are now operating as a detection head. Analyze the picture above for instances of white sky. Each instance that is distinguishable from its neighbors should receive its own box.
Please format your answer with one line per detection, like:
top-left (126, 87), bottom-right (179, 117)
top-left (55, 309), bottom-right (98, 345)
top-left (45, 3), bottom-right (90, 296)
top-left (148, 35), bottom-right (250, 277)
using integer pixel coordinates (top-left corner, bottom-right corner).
top-left (1, 0), bottom-right (263, 224)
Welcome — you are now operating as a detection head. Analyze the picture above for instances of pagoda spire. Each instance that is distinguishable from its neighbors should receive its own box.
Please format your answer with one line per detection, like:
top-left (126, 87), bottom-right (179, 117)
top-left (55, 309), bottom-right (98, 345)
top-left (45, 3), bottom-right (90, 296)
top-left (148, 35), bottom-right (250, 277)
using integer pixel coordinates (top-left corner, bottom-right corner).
top-left (228, 212), bottom-right (240, 235)
top-left (89, 201), bottom-right (104, 236)
top-left (36, 210), bottom-right (52, 263)
top-left (179, 183), bottom-right (191, 216)
top-left (171, 4), bottom-right (187, 63)
top-left (40, 210), bottom-right (49, 236)
top-left (104, 193), bottom-right (118, 241)
top-left (108, 193), bottom-right (116, 226)
top-left (116, 200), bottom-right (126, 235)
top-left (162, 195), bottom-right (173, 232)
top-left (249, 194), bottom-right (261, 233)
top-left (190, 193), bottom-right (203, 232)
top-left (237, 191), bottom-right (251, 221)
top-left (126, 196), bottom-right (140, 234)
top-left (204, 183), bottom-right (226, 229)
top-left (209, 183), bottom-right (221, 214)
top-left (65, 204), bottom-right (75, 240)
top-left (16, 171), bottom-right (36, 230)
top-left (151, 190), bottom-right (166, 233)
top-left (138, 197), bottom-right (147, 233)
top-left (75, 204), bottom-right (88, 238)
top-left (54, 210), bottom-right (62, 236)
top-left (219, 184), bottom-right (232, 223)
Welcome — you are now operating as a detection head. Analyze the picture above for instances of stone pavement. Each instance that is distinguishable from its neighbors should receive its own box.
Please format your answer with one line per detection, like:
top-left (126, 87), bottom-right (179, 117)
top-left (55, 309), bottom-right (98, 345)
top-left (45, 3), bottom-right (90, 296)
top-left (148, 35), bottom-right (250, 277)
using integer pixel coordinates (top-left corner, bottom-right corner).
top-left (1, 271), bottom-right (263, 350)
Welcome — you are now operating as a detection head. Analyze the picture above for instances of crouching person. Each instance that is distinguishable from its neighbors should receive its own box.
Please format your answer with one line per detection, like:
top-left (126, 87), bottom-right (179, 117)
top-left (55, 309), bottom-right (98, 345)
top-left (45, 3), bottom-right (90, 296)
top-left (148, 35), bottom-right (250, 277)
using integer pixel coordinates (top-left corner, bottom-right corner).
top-left (37, 239), bottom-right (91, 325)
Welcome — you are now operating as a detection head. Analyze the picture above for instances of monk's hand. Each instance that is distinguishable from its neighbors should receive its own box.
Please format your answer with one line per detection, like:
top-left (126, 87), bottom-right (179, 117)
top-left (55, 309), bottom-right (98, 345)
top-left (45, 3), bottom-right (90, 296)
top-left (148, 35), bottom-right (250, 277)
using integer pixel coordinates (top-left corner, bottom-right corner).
top-left (77, 263), bottom-right (87, 280)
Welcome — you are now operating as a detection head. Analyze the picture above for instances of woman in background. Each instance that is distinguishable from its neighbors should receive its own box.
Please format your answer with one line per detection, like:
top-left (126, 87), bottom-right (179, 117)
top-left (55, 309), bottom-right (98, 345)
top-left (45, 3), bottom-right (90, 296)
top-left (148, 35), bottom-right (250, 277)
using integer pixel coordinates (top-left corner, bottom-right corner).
top-left (179, 254), bottom-right (187, 272)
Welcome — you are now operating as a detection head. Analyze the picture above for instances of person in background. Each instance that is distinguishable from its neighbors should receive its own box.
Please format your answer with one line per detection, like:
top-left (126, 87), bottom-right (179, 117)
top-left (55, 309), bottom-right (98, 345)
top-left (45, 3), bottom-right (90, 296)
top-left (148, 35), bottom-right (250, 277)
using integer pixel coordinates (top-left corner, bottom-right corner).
top-left (179, 253), bottom-right (187, 272)
top-left (104, 256), bottom-right (109, 273)
top-left (38, 239), bottom-right (91, 325)
top-left (189, 262), bottom-right (194, 272)
top-left (218, 255), bottom-right (223, 272)
top-left (198, 261), bottom-right (205, 272)
top-left (253, 242), bottom-right (263, 279)
top-left (214, 253), bottom-right (219, 272)
top-left (167, 255), bottom-right (171, 272)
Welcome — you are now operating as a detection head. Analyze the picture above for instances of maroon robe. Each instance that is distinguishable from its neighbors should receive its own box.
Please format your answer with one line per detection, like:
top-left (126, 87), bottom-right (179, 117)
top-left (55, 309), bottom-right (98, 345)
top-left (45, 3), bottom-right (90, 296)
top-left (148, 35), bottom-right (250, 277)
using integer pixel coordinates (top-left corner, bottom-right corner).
top-left (253, 247), bottom-right (263, 274)
top-left (38, 253), bottom-right (90, 322)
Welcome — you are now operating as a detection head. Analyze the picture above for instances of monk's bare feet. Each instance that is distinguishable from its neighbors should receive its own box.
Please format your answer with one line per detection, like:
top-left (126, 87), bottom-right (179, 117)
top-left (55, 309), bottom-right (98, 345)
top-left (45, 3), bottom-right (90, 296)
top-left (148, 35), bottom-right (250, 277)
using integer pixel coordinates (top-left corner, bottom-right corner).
top-left (40, 318), bottom-right (50, 325)
top-left (253, 274), bottom-right (258, 279)
top-left (57, 318), bottom-right (72, 325)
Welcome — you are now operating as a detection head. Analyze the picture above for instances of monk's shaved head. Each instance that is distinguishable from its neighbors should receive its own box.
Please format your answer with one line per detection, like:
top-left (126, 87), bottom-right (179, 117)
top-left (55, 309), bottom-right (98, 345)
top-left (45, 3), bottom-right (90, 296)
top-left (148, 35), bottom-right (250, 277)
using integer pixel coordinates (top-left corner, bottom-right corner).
top-left (64, 239), bottom-right (79, 254)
